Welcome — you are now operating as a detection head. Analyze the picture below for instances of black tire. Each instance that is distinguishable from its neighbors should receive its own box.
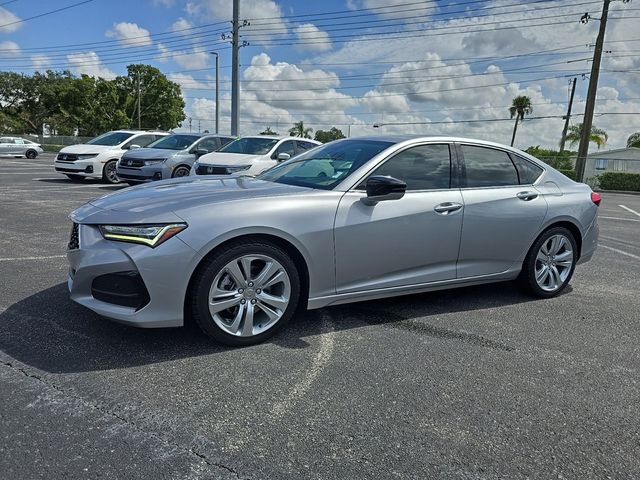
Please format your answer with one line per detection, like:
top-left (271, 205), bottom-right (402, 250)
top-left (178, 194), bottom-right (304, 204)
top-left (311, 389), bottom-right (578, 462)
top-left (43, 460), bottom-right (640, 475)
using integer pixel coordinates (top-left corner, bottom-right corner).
top-left (190, 240), bottom-right (301, 346)
top-left (102, 160), bottom-right (120, 184)
top-left (66, 174), bottom-right (85, 182)
top-left (517, 226), bottom-right (578, 298)
top-left (25, 149), bottom-right (37, 159)
top-left (172, 165), bottom-right (191, 178)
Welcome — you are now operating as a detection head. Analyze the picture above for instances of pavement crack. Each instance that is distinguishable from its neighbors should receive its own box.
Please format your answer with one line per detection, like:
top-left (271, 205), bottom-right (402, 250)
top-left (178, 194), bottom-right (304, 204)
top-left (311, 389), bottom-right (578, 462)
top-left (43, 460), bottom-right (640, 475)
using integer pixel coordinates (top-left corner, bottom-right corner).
top-left (1, 359), bottom-right (243, 479)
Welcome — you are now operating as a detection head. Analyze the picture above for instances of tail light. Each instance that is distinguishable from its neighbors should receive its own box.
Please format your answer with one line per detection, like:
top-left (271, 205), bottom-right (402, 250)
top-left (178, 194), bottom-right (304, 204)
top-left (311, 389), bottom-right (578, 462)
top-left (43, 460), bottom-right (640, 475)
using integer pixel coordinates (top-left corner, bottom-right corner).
top-left (591, 192), bottom-right (602, 206)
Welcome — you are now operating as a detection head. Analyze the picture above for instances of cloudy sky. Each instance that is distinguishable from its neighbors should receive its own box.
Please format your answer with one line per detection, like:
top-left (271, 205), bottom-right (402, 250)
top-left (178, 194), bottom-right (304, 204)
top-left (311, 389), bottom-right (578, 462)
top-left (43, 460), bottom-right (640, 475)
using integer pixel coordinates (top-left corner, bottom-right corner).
top-left (1, 0), bottom-right (639, 149)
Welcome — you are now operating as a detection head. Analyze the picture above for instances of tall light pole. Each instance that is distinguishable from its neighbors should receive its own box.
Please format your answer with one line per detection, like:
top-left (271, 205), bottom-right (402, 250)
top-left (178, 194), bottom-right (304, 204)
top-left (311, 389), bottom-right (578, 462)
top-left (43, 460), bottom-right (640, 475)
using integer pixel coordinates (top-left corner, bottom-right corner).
top-left (231, 0), bottom-right (240, 136)
top-left (210, 51), bottom-right (220, 134)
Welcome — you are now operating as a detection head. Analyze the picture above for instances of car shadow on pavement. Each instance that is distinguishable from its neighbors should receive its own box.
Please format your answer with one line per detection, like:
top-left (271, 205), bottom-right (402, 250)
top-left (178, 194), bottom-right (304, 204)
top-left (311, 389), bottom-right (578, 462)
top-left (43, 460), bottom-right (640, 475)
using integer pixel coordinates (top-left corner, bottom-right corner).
top-left (0, 280), bottom-right (547, 374)
top-left (35, 178), bottom-right (125, 190)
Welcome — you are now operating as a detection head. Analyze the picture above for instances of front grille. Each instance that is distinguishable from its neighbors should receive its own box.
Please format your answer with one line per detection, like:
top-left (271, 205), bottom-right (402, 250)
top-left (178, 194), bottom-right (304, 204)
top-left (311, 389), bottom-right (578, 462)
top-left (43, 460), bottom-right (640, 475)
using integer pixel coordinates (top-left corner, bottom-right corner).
top-left (120, 158), bottom-right (145, 167)
top-left (57, 153), bottom-right (79, 161)
top-left (55, 167), bottom-right (83, 173)
top-left (197, 165), bottom-right (229, 175)
top-left (118, 172), bottom-right (151, 180)
top-left (68, 223), bottom-right (79, 250)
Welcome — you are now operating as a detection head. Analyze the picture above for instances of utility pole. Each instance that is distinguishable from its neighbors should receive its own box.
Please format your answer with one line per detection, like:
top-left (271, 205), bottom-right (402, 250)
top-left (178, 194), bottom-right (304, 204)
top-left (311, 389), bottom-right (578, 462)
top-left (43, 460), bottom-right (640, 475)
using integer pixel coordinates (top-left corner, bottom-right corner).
top-left (137, 72), bottom-right (141, 130)
top-left (231, 0), bottom-right (240, 136)
top-left (575, 0), bottom-right (630, 181)
top-left (559, 77), bottom-right (577, 154)
top-left (210, 51), bottom-right (220, 134)
top-left (198, 119), bottom-right (201, 133)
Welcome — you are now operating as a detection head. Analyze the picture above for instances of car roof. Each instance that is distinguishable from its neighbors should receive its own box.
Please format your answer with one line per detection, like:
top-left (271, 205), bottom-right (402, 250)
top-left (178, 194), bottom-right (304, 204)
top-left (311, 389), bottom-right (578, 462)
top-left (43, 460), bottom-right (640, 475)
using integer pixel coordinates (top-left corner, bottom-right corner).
top-left (112, 130), bottom-right (169, 135)
top-left (238, 135), bottom-right (320, 143)
top-left (344, 135), bottom-right (529, 152)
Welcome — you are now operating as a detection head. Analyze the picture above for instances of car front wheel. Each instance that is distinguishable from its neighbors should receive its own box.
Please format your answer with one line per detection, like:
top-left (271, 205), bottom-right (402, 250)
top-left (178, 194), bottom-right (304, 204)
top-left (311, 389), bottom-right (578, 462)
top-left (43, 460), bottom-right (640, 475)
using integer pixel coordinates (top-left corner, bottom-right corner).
top-left (518, 226), bottom-right (577, 298)
top-left (190, 241), bottom-right (301, 346)
top-left (172, 165), bottom-right (191, 178)
top-left (102, 160), bottom-right (119, 184)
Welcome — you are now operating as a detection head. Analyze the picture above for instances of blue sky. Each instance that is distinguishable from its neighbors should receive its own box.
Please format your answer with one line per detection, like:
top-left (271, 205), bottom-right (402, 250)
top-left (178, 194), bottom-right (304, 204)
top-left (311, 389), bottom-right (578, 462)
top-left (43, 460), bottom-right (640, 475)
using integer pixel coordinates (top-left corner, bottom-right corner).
top-left (1, 0), bottom-right (639, 148)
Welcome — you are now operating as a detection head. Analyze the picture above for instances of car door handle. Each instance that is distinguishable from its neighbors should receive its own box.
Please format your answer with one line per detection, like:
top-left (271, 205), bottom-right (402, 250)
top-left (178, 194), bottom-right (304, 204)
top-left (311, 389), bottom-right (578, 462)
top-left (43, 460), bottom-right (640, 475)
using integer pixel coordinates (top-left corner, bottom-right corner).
top-left (516, 191), bottom-right (538, 201)
top-left (434, 202), bottom-right (463, 214)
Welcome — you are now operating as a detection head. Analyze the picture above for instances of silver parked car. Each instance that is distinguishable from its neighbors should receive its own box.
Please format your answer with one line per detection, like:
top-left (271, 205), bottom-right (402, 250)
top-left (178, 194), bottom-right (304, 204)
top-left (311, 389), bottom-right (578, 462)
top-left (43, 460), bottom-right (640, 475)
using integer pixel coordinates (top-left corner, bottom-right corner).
top-left (0, 136), bottom-right (44, 158)
top-left (67, 136), bottom-right (599, 346)
top-left (116, 133), bottom-right (235, 185)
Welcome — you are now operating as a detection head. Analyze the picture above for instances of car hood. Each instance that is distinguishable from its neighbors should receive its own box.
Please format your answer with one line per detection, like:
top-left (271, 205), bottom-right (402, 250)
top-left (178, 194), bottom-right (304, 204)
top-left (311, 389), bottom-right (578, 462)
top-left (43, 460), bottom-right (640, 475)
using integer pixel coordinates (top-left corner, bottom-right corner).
top-left (59, 144), bottom-right (117, 154)
top-left (72, 176), bottom-right (311, 224)
top-left (122, 147), bottom-right (183, 160)
top-left (197, 152), bottom-right (262, 166)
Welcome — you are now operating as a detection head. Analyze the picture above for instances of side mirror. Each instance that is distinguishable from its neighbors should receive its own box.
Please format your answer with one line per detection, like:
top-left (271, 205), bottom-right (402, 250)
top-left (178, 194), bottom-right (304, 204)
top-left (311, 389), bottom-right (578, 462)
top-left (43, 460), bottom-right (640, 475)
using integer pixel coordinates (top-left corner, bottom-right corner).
top-left (195, 148), bottom-right (209, 157)
top-left (277, 152), bottom-right (291, 162)
top-left (361, 175), bottom-right (406, 205)
top-left (129, 144), bottom-right (141, 150)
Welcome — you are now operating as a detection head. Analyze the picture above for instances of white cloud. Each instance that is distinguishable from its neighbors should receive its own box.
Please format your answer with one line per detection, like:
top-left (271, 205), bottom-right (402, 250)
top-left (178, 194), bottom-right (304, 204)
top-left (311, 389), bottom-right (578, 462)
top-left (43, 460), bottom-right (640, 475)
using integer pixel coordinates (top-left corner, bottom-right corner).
top-left (31, 54), bottom-right (51, 69)
top-left (346, 0), bottom-right (434, 20)
top-left (153, 0), bottom-right (175, 6)
top-left (106, 22), bottom-right (152, 47)
top-left (0, 40), bottom-right (20, 56)
top-left (0, 7), bottom-right (21, 33)
top-left (171, 17), bottom-right (193, 33)
top-left (156, 43), bottom-right (170, 62)
top-left (294, 24), bottom-right (332, 52)
top-left (173, 48), bottom-right (210, 69)
top-left (66, 52), bottom-right (117, 79)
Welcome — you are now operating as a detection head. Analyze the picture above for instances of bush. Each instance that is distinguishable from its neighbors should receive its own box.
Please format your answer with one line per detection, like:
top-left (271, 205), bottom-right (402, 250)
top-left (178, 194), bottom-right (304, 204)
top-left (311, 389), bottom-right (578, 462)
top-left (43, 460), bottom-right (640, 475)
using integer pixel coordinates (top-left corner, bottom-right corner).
top-left (558, 169), bottom-right (576, 180)
top-left (597, 172), bottom-right (640, 192)
top-left (42, 144), bottom-right (64, 153)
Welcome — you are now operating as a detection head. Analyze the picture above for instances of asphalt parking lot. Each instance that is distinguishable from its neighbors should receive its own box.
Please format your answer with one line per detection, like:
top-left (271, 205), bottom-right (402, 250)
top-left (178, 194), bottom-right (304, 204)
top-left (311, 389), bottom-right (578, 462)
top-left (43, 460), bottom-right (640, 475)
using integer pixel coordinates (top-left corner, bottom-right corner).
top-left (1, 154), bottom-right (639, 479)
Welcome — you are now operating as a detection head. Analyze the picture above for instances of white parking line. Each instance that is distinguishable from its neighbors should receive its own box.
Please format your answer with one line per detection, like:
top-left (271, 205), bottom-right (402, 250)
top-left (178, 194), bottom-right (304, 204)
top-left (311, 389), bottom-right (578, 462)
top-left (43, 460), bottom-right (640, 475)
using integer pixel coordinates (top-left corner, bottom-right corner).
top-left (619, 205), bottom-right (640, 217)
top-left (0, 254), bottom-right (66, 262)
top-left (600, 245), bottom-right (640, 261)
top-left (599, 216), bottom-right (640, 223)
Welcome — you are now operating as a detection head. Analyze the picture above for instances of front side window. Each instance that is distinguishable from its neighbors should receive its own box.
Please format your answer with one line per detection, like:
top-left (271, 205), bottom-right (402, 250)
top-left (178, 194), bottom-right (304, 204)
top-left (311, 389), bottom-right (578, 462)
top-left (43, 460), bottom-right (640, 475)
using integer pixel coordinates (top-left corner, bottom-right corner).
top-left (87, 132), bottom-right (134, 146)
top-left (274, 140), bottom-right (296, 159)
top-left (296, 141), bottom-right (317, 152)
top-left (365, 144), bottom-right (451, 191)
top-left (510, 154), bottom-right (544, 184)
top-left (258, 139), bottom-right (393, 190)
top-left (128, 135), bottom-right (157, 148)
top-left (15, 139), bottom-right (24, 144)
top-left (219, 137), bottom-right (279, 155)
top-left (197, 137), bottom-right (220, 152)
top-left (461, 145), bottom-right (519, 188)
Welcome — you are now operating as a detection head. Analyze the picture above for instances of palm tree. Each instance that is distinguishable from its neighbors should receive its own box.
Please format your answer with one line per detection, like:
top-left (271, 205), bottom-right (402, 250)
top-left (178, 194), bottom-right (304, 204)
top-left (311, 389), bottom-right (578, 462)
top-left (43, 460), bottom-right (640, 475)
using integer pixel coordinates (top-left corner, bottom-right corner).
top-left (627, 132), bottom-right (640, 148)
top-left (288, 120), bottom-right (313, 139)
top-left (563, 123), bottom-right (608, 149)
top-left (509, 95), bottom-right (533, 147)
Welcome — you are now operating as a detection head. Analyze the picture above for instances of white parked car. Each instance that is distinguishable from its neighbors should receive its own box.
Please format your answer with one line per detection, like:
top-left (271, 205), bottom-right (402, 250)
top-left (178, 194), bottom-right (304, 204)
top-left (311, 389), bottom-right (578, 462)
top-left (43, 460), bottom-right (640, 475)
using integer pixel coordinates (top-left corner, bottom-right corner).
top-left (192, 136), bottom-right (321, 177)
top-left (54, 130), bottom-right (169, 183)
top-left (0, 137), bottom-right (44, 158)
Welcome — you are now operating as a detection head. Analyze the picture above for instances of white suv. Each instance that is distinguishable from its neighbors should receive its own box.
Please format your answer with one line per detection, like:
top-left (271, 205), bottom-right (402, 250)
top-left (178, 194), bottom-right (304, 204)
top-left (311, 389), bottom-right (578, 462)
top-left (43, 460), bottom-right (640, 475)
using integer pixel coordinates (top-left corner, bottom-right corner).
top-left (54, 130), bottom-right (169, 183)
top-left (192, 136), bottom-right (321, 177)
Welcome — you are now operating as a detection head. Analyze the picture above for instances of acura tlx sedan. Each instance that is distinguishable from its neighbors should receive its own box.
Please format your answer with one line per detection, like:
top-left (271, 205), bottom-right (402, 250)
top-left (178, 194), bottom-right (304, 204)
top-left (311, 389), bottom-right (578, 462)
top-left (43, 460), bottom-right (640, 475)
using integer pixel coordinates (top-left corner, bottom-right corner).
top-left (67, 136), bottom-right (599, 346)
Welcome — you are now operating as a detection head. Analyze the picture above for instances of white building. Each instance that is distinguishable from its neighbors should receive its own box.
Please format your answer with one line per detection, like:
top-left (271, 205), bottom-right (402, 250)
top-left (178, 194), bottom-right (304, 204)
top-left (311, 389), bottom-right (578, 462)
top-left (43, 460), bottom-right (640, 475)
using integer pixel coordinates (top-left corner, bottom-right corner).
top-left (582, 147), bottom-right (640, 182)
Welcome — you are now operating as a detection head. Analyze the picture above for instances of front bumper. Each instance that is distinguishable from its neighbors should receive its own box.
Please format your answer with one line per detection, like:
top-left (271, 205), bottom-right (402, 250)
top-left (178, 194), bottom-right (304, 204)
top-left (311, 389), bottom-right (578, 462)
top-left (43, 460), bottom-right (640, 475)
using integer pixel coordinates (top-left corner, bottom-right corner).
top-left (55, 159), bottom-right (102, 179)
top-left (117, 164), bottom-right (170, 183)
top-left (67, 223), bottom-right (197, 328)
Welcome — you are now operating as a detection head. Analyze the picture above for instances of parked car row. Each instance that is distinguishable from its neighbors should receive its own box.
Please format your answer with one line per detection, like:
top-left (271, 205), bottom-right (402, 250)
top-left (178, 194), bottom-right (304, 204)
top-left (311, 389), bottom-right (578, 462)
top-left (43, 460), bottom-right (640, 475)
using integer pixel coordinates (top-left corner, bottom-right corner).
top-left (0, 136), bottom-right (44, 158)
top-left (52, 130), bottom-right (321, 184)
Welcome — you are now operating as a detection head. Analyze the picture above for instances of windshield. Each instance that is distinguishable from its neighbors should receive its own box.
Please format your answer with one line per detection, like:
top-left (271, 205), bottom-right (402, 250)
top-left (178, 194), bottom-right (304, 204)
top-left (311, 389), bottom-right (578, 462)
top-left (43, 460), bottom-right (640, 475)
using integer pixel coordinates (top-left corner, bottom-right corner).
top-left (87, 132), bottom-right (134, 146)
top-left (148, 135), bottom-right (200, 150)
top-left (257, 139), bottom-right (394, 190)
top-left (219, 137), bottom-right (279, 155)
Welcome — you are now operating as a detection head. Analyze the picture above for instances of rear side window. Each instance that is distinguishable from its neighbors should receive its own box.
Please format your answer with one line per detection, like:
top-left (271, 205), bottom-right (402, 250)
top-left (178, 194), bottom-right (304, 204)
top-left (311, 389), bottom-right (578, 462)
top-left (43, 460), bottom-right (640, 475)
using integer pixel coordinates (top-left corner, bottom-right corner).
top-left (461, 145), bottom-right (519, 187)
top-left (220, 137), bottom-right (235, 146)
top-left (368, 144), bottom-right (451, 191)
top-left (296, 141), bottom-right (317, 152)
top-left (510, 154), bottom-right (544, 184)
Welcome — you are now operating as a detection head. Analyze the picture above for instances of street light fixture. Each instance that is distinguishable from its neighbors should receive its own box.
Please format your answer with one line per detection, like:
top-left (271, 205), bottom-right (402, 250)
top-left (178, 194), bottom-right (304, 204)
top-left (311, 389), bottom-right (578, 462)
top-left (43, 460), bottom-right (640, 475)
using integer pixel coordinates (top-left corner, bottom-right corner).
top-left (209, 51), bottom-right (220, 134)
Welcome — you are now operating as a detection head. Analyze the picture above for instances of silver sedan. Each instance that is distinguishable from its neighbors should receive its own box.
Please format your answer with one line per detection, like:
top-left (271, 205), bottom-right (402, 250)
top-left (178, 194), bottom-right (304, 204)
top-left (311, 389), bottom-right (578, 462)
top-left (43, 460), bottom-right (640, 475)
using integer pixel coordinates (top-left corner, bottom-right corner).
top-left (67, 136), bottom-right (599, 346)
top-left (0, 136), bottom-right (44, 158)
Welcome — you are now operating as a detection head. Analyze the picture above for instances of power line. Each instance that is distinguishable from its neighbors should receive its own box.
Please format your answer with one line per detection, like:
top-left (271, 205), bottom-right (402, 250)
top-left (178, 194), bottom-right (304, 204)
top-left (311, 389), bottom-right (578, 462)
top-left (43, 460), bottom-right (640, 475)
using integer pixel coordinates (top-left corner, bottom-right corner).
top-left (0, 0), bottom-right (97, 30)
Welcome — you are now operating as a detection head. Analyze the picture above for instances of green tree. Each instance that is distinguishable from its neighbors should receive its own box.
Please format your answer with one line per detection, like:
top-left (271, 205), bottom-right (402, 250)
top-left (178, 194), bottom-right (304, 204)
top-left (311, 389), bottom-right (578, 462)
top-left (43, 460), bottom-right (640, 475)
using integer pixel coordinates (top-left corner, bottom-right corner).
top-left (288, 120), bottom-right (313, 138)
top-left (114, 64), bottom-right (185, 131)
top-left (509, 95), bottom-right (533, 147)
top-left (314, 127), bottom-right (345, 143)
top-left (563, 123), bottom-right (608, 149)
top-left (260, 126), bottom-right (278, 135)
top-left (627, 132), bottom-right (640, 148)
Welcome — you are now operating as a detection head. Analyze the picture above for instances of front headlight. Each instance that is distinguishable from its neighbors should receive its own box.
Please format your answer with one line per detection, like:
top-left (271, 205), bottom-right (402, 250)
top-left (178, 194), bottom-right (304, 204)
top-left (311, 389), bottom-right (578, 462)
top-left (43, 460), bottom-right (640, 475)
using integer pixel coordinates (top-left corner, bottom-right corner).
top-left (99, 223), bottom-right (187, 247)
top-left (144, 159), bottom-right (166, 165)
top-left (77, 154), bottom-right (99, 160)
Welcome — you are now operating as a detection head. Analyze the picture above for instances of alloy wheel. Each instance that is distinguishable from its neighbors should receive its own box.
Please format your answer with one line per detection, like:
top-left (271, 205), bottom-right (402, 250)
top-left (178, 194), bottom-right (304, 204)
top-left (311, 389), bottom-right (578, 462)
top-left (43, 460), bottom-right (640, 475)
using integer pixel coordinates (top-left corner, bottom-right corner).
top-left (208, 254), bottom-right (291, 337)
top-left (173, 166), bottom-right (190, 177)
top-left (534, 234), bottom-right (574, 292)
top-left (105, 161), bottom-right (119, 183)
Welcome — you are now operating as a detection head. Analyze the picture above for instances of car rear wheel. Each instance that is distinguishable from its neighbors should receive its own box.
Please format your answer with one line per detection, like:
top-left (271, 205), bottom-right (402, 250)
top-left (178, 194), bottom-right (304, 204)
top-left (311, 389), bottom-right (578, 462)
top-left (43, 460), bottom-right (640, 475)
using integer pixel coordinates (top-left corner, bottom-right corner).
top-left (66, 174), bottom-right (84, 182)
top-left (172, 165), bottom-right (191, 178)
top-left (25, 149), bottom-right (37, 159)
top-left (102, 160), bottom-right (119, 184)
top-left (190, 241), bottom-right (300, 346)
top-left (518, 227), bottom-right (577, 298)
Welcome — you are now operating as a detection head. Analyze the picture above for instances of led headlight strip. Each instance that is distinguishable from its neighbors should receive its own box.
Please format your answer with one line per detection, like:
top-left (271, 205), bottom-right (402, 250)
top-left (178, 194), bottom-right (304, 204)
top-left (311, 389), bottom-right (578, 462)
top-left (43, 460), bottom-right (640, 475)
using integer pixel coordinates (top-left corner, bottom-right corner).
top-left (99, 224), bottom-right (187, 247)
